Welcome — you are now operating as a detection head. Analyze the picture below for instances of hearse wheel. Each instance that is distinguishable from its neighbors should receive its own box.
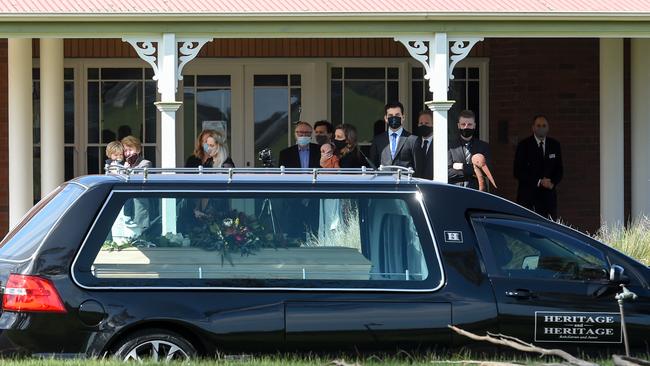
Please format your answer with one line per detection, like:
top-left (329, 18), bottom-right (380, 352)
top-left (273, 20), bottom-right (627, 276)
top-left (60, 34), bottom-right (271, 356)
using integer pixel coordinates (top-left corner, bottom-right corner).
top-left (114, 329), bottom-right (197, 362)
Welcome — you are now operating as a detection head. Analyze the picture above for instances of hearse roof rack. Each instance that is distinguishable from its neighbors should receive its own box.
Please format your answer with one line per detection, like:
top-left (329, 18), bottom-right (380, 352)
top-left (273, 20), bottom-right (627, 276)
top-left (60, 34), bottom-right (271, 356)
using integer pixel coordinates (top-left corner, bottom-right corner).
top-left (104, 165), bottom-right (415, 183)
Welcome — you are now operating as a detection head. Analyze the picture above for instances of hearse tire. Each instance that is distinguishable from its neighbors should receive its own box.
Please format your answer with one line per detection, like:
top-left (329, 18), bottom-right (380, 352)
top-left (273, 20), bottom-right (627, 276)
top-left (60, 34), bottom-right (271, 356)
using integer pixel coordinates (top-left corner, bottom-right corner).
top-left (113, 329), bottom-right (197, 361)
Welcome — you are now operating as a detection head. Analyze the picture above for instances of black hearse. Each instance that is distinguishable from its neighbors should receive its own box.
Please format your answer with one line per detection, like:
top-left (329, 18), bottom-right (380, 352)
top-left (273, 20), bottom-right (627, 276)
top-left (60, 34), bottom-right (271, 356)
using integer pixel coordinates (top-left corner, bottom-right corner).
top-left (0, 167), bottom-right (648, 360)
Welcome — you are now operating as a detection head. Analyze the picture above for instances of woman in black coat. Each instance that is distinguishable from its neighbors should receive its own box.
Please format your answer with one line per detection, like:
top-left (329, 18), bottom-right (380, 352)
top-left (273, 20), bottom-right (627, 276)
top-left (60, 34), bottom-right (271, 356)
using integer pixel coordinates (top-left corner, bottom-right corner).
top-left (333, 124), bottom-right (366, 169)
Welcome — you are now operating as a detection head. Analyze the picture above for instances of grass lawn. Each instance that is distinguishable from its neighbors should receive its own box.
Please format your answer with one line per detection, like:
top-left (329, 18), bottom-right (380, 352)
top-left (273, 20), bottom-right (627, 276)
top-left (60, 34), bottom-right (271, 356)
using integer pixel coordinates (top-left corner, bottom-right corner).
top-left (0, 352), bottom-right (626, 366)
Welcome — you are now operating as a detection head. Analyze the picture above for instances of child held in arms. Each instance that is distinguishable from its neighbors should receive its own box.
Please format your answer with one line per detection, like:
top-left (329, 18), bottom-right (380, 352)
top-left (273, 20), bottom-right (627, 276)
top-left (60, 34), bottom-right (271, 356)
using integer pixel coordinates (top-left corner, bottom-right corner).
top-left (105, 141), bottom-right (124, 171)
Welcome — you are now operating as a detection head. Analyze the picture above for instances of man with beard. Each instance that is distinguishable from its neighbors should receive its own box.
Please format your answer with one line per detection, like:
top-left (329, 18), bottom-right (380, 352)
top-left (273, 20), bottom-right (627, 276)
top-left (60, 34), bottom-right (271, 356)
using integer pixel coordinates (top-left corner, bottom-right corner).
top-left (448, 110), bottom-right (492, 189)
top-left (514, 115), bottom-right (563, 220)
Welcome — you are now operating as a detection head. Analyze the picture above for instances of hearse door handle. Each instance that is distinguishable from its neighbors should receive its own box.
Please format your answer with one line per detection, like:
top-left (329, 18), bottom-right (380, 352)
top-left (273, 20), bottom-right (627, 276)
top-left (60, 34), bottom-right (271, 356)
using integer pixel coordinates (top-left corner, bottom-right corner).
top-left (505, 289), bottom-right (535, 299)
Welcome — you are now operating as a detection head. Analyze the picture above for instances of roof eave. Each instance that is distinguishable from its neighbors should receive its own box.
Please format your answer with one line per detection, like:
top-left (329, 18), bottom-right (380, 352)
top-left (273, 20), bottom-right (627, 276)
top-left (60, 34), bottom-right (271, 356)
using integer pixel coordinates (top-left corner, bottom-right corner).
top-left (2, 11), bottom-right (650, 22)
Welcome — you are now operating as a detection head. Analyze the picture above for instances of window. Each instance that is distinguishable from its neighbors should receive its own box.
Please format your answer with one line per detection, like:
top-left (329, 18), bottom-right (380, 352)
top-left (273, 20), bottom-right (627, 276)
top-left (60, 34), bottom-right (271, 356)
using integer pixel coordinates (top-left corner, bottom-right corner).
top-left (252, 74), bottom-right (302, 167)
top-left (477, 219), bottom-right (608, 281)
top-left (86, 68), bottom-right (157, 174)
top-left (0, 184), bottom-right (84, 261)
top-left (411, 66), bottom-right (482, 140)
top-left (330, 67), bottom-right (399, 144)
top-left (182, 75), bottom-right (232, 161)
top-left (75, 192), bottom-right (440, 290)
top-left (32, 68), bottom-right (76, 201)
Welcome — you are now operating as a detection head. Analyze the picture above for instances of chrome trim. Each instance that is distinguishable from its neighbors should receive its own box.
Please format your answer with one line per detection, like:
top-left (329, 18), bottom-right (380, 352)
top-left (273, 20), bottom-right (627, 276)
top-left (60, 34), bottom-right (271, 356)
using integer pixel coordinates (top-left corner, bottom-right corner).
top-left (0, 183), bottom-right (88, 264)
top-left (70, 189), bottom-right (446, 293)
top-left (69, 181), bottom-right (90, 190)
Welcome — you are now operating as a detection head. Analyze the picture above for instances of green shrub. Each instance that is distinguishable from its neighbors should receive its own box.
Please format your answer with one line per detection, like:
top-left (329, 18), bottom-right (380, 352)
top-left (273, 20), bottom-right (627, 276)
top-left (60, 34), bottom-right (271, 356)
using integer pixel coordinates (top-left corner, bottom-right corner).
top-left (593, 216), bottom-right (650, 265)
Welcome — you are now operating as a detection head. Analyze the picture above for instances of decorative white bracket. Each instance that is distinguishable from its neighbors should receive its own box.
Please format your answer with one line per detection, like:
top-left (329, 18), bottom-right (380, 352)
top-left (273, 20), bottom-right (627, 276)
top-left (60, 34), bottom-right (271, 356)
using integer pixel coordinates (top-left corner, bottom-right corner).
top-left (395, 35), bottom-right (483, 92)
top-left (123, 40), bottom-right (160, 80)
top-left (449, 38), bottom-right (482, 81)
top-left (123, 35), bottom-right (213, 96)
top-left (177, 38), bottom-right (211, 82)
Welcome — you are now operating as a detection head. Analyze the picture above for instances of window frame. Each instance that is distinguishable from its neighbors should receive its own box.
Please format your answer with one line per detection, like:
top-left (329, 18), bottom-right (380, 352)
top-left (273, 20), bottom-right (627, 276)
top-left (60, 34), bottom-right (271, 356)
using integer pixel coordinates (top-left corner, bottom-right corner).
top-left (471, 215), bottom-right (611, 283)
top-left (71, 188), bottom-right (445, 292)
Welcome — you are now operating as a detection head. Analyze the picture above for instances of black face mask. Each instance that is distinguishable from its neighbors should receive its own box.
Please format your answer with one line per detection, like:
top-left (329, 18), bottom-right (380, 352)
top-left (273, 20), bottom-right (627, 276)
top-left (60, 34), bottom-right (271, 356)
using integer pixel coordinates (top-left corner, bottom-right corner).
top-left (126, 153), bottom-right (139, 166)
top-left (315, 135), bottom-right (329, 145)
top-left (416, 125), bottom-right (433, 137)
top-left (460, 128), bottom-right (475, 138)
top-left (387, 116), bottom-right (402, 130)
top-left (333, 139), bottom-right (347, 150)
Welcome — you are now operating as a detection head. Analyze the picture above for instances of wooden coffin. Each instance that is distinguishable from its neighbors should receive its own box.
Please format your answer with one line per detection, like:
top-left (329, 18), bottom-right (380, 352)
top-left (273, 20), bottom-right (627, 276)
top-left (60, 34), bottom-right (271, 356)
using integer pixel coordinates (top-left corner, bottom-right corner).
top-left (93, 246), bottom-right (372, 280)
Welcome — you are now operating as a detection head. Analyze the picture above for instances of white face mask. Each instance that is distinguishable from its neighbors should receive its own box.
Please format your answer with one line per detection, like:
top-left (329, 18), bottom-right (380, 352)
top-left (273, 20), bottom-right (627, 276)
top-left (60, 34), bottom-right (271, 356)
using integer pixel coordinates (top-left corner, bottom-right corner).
top-left (297, 136), bottom-right (311, 146)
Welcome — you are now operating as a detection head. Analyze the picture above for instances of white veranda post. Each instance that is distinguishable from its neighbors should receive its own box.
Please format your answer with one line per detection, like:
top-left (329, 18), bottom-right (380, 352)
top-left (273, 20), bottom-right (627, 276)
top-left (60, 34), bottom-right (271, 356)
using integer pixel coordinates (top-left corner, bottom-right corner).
top-left (395, 34), bottom-right (482, 183)
top-left (124, 33), bottom-right (212, 235)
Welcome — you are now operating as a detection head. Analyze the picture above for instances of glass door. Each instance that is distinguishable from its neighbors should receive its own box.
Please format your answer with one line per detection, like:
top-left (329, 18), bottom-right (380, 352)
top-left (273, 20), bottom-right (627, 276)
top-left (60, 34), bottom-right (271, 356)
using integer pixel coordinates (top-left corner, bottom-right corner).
top-left (180, 64), bottom-right (244, 167)
top-left (244, 65), bottom-right (311, 168)
top-left (85, 67), bottom-right (158, 174)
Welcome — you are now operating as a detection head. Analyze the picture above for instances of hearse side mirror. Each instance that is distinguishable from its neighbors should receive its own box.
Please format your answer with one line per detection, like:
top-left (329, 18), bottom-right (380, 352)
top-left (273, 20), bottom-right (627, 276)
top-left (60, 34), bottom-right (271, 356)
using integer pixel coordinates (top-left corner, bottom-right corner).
top-left (609, 264), bottom-right (630, 284)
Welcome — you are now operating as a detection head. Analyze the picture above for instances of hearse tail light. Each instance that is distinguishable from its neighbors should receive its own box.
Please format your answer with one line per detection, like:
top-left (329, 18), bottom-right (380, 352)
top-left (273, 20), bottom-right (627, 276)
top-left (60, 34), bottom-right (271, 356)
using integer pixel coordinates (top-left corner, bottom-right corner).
top-left (2, 274), bottom-right (67, 313)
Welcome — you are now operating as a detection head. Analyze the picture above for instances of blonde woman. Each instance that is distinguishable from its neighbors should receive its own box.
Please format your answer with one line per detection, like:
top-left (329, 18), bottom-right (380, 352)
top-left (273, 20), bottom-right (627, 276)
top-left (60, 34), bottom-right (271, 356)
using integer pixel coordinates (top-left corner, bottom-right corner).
top-left (185, 129), bottom-right (234, 168)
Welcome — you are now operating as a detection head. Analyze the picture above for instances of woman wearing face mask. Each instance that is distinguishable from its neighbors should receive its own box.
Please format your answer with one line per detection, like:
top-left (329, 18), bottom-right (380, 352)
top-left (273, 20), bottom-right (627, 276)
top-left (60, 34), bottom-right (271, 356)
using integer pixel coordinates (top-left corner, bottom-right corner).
top-left (333, 124), bottom-right (365, 169)
top-left (185, 129), bottom-right (235, 168)
top-left (121, 135), bottom-right (152, 169)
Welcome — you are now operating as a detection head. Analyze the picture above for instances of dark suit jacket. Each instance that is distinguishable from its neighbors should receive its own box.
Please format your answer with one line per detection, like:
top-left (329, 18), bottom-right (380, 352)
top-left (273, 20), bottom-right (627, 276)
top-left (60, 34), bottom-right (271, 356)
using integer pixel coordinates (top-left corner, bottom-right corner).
top-left (418, 137), bottom-right (433, 180)
top-left (278, 143), bottom-right (321, 168)
top-left (513, 135), bottom-right (563, 202)
top-left (448, 137), bottom-right (492, 189)
top-left (369, 130), bottom-right (424, 176)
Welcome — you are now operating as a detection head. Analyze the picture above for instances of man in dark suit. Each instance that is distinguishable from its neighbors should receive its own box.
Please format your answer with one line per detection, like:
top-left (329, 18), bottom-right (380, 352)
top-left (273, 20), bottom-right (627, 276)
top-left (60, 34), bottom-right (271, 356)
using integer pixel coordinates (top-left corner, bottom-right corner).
top-left (514, 115), bottom-right (563, 220)
top-left (278, 121), bottom-right (321, 168)
top-left (415, 110), bottom-right (433, 180)
top-left (448, 109), bottom-right (492, 189)
top-left (369, 101), bottom-right (423, 176)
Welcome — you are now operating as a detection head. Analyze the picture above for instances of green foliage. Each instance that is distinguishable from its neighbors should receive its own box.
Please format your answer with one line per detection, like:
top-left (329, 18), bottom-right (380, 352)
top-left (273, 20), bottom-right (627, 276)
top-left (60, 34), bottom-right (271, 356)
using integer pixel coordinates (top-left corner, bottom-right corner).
top-left (593, 216), bottom-right (650, 265)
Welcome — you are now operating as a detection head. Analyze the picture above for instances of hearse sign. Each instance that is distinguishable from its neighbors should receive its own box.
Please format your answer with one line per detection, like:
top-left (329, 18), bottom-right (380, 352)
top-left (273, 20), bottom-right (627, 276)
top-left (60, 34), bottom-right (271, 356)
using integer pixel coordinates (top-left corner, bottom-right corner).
top-left (534, 311), bottom-right (622, 343)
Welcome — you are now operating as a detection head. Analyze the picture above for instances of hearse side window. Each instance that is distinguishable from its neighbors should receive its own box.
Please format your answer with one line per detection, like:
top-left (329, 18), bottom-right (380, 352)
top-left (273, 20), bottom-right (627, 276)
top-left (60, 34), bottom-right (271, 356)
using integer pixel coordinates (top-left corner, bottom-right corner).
top-left (78, 192), bottom-right (439, 289)
top-left (0, 184), bottom-right (85, 261)
top-left (478, 219), bottom-right (608, 281)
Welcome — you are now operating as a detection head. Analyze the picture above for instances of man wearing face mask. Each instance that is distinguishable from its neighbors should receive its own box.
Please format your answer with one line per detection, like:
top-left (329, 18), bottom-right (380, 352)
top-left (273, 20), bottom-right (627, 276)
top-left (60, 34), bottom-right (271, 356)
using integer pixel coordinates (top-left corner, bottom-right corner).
top-left (369, 101), bottom-right (423, 176)
top-left (278, 121), bottom-right (321, 168)
top-left (448, 110), bottom-right (492, 189)
top-left (313, 120), bottom-right (334, 146)
top-left (514, 115), bottom-right (563, 220)
top-left (415, 110), bottom-right (434, 180)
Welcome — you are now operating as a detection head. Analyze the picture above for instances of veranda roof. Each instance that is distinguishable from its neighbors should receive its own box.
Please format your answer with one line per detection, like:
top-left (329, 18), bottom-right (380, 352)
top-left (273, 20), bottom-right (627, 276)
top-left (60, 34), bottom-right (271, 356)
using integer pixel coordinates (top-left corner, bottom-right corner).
top-left (1, 0), bottom-right (650, 16)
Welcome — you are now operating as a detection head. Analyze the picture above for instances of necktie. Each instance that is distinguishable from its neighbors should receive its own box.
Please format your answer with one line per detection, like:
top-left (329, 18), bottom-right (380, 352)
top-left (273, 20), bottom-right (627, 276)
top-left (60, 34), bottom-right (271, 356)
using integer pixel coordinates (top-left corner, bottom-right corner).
top-left (391, 133), bottom-right (398, 159)
top-left (539, 140), bottom-right (544, 158)
top-left (464, 143), bottom-right (471, 164)
top-left (422, 139), bottom-right (429, 154)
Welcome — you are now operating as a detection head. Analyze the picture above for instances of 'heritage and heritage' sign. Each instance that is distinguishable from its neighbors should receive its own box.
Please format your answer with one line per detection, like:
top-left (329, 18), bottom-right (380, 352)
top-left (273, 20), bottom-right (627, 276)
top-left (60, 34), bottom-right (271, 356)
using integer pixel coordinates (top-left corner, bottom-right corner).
top-left (534, 311), bottom-right (622, 343)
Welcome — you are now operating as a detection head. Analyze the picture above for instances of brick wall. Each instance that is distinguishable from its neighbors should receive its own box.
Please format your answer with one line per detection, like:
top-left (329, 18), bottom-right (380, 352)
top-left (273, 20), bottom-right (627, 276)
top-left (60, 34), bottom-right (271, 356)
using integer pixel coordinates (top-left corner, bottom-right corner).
top-left (485, 38), bottom-right (603, 233)
top-left (0, 39), bottom-right (7, 235)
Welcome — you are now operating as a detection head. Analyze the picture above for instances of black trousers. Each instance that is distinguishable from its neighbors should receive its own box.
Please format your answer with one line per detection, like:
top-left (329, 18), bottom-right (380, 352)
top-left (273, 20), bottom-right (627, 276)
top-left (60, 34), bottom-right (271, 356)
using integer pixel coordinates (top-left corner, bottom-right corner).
top-left (517, 188), bottom-right (558, 221)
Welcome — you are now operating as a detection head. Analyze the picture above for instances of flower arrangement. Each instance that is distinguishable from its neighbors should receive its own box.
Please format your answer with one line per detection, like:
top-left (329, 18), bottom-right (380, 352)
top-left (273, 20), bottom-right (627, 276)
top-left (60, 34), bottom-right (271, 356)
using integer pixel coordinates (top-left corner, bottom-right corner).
top-left (103, 208), bottom-right (297, 265)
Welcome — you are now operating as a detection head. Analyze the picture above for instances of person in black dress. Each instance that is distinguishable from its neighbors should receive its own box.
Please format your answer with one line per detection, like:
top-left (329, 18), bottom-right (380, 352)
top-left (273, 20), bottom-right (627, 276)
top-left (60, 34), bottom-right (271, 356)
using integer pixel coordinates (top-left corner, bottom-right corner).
top-left (182, 129), bottom-right (234, 231)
